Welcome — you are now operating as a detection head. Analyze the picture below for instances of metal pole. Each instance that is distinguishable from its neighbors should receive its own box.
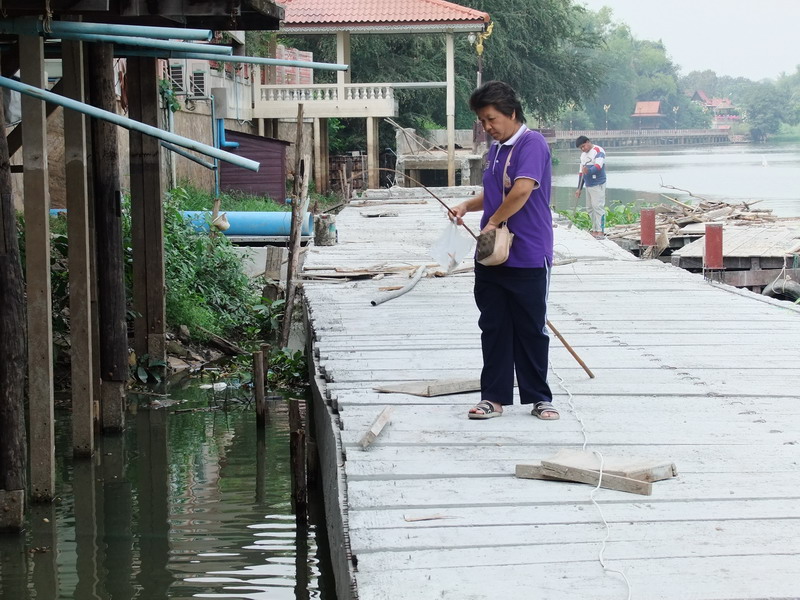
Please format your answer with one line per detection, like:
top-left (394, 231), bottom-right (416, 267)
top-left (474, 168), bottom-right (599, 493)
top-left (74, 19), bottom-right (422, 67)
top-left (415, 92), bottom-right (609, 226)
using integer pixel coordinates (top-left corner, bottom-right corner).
top-left (0, 75), bottom-right (259, 172)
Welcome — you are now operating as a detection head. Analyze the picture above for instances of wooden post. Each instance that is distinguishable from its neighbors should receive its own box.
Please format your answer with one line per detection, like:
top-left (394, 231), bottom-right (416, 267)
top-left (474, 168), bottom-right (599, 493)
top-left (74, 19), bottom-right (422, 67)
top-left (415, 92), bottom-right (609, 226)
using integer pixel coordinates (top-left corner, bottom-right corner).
top-left (254, 350), bottom-right (266, 427)
top-left (280, 104), bottom-right (306, 348)
top-left (263, 245), bottom-right (283, 301)
top-left (20, 34), bottom-right (55, 501)
top-left (640, 207), bottom-right (656, 247)
top-left (0, 93), bottom-right (27, 530)
top-left (128, 56), bottom-right (167, 371)
top-left (289, 397), bottom-right (307, 515)
top-left (88, 42), bottom-right (127, 431)
top-left (62, 37), bottom-right (96, 457)
top-left (704, 223), bottom-right (724, 270)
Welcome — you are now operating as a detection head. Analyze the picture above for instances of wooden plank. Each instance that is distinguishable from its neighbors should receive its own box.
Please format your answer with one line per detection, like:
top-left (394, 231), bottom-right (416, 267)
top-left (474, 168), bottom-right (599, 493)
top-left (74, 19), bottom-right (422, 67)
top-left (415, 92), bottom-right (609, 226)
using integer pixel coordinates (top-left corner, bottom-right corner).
top-left (373, 378), bottom-right (480, 397)
top-left (359, 406), bottom-right (394, 450)
top-left (62, 37), bottom-right (95, 457)
top-left (526, 449), bottom-right (677, 482)
top-left (20, 34), bottom-right (55, 501)
top-left (522, 462), bottom-right (653, 495)
top-left (354, 555), bottom-right (800, 600)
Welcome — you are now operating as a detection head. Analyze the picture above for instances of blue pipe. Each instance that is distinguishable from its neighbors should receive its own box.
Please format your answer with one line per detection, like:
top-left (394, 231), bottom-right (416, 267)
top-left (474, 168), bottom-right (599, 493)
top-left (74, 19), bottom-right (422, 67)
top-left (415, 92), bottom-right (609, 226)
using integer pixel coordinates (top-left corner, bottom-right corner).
top-left (116, 48), bottom-right (349, 71)
top-left (161, 142), bottom-right (217, 170)
top-left (52, 209), bottom-right (315, 237)
top-left (181, 211), bottom-right (314, 236)
top-left (0, 75), bottom-right (259, 172)
top-left (217, 120), bottom-right (239, 149)
top-left (50, 32), bottom-right (232, 55)
top-left (0, 16), bottom-right (212, 40)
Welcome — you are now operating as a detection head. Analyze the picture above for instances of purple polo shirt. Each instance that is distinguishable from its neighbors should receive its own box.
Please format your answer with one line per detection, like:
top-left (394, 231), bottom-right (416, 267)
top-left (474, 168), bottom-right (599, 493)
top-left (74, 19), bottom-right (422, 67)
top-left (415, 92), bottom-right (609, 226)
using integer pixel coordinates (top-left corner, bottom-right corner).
top-left (480, 125), bottom-right (553, 268)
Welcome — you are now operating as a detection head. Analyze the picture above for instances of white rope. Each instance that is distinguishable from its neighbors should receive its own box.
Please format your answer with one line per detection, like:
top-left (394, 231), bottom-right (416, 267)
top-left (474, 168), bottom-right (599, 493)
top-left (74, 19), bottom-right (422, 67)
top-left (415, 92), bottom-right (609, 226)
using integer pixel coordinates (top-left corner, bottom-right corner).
top-left (550, 364), bottom-right (633, 600)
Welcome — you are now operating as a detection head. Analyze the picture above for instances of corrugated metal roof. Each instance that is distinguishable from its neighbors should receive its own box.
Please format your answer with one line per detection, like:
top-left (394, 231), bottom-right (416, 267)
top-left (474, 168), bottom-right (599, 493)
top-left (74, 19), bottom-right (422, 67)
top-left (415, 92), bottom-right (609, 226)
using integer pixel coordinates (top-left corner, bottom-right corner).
top-left (279, 0), bottom-right (489, 26)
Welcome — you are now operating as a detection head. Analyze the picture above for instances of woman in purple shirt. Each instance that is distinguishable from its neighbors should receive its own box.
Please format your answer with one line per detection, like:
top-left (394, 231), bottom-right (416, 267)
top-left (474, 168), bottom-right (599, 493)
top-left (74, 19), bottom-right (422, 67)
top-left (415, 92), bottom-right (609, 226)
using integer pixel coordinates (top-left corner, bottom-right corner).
top-left (450, 81), bottom-right (557, 420)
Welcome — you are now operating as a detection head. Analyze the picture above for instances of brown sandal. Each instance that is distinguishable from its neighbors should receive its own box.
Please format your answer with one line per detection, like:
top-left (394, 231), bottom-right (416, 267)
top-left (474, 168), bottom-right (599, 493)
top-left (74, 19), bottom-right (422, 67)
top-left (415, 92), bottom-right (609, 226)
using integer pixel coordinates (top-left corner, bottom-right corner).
top-left (531, 401), bottom-right (560, 420)
top-left (468, 401), bottom-right (502, 420)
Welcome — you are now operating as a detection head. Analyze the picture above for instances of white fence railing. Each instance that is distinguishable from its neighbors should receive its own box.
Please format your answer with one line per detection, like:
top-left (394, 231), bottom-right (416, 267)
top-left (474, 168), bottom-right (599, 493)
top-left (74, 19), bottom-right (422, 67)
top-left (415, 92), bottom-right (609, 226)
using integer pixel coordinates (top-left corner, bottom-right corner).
top-left (258, 83), bottom-right (395, 103)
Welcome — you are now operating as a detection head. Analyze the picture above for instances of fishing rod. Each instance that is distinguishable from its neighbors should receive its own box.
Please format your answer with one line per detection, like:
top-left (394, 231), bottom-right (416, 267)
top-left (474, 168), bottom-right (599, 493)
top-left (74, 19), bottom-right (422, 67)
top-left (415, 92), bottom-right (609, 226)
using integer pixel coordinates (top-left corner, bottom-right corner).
top-left (376, 167), bottom-right (479, 240)
top-left (371, 167), bottom-right (595, 379)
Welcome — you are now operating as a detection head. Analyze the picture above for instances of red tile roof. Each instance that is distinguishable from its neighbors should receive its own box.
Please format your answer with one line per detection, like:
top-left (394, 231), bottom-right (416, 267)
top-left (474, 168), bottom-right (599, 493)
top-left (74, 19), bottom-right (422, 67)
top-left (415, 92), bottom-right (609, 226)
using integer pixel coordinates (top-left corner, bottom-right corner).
top-left (279, 0), bottom-right (490, 27)
top-left (632, 101), bottom-right (664, 117)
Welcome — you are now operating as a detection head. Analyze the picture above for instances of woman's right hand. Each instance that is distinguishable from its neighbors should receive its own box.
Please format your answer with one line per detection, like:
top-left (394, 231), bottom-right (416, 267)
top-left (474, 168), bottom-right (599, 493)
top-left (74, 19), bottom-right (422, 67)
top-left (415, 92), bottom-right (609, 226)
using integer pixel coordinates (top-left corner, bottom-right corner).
top-left (449, 203), bottom-right (467, 225)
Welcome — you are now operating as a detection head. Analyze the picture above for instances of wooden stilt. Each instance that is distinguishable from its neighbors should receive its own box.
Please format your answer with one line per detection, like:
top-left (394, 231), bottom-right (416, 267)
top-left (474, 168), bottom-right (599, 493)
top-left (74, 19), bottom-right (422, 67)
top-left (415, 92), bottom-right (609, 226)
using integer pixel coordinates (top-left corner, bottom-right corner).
top-left (0, 64), bottom-right (27, 530)
top-left (88, 42), bottom-right (127, 431)
top-left (289, 398), bottom-right (307, 515)
top-left (20, 33), bottom-right (55, 501)
top-left (254, 350), bottom-right (266, 427)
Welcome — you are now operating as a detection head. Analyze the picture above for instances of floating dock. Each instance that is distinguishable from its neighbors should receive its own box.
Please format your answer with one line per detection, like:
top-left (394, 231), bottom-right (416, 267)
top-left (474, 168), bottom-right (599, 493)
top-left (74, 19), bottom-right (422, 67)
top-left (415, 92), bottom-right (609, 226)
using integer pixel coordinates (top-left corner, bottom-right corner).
top-left (302, 187), bottom-right (800, 600)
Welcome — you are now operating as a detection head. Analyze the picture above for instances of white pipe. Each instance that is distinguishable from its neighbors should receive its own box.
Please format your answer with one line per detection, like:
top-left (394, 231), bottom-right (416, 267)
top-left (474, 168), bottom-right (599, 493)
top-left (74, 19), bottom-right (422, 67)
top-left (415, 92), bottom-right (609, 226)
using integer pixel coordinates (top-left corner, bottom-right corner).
top-left (0, 75), bottom-right (259, 172)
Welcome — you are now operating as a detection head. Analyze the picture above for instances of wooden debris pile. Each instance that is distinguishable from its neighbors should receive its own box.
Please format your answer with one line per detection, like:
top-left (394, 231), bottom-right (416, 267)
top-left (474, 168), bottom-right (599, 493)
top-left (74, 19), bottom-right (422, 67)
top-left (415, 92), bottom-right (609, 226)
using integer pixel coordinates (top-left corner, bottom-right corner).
top-left (606, 188), bottom-right (781, 258)
top-left (516, 449), bottom-right (677, 496)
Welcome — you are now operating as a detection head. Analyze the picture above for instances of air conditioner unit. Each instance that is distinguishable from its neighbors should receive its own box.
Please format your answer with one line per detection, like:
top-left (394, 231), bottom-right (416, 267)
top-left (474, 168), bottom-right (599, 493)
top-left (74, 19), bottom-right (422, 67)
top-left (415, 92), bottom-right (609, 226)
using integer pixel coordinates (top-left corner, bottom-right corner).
top-left (168, 64), bottom-right (185, 93)
top-left (189, 70), bottom-right (207, 98)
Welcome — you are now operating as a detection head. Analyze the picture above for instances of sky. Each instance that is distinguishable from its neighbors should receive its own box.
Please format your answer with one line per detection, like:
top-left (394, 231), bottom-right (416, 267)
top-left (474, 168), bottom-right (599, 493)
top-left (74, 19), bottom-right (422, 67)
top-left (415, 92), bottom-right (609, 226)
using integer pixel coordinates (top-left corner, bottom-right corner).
top-left (578, 0), bottom-right (800, 81)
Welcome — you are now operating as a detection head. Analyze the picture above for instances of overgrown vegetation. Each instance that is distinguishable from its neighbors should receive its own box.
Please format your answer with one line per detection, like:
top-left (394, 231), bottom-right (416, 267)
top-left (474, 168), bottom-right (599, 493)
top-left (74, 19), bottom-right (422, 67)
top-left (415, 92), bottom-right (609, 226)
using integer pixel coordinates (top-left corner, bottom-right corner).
top-left (20, 185), bottom-right (311, 391)
top-left (558, 201), bottom-right (641, 230)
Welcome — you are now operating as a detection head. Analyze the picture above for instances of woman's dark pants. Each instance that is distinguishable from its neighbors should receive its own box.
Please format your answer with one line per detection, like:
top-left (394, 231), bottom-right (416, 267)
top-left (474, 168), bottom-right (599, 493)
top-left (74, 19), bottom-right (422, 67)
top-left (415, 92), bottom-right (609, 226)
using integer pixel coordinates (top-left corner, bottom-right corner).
top-left (474, 263), bottom-right (553, 407)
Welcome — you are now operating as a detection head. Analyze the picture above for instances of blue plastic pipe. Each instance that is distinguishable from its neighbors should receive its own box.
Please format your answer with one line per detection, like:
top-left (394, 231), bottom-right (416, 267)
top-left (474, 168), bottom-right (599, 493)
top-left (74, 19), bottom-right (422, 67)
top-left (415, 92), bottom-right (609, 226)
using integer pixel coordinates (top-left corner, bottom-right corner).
top-left (118, 48), bottom-right (349, 71)
top-left (181, 211), bottom-right (314, 236)
top-left (217, 120), bottom-right (239, 149)
top-left (49, 32), bottom-right (232, 55)
top-left (0, 75), bottom-right (259, 172)
top-left (0, 16), bottom-right (212, 40)
top-left (52, 209), bottom-right (314, 237)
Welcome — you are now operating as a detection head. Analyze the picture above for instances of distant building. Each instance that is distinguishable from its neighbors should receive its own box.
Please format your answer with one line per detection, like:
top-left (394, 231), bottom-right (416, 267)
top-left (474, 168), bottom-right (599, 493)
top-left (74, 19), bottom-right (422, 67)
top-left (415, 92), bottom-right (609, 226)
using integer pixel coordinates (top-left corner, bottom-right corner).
top-left (690, 91), bottom-right (740, 130)
top-left (631, 101), bottom-right (666, 129)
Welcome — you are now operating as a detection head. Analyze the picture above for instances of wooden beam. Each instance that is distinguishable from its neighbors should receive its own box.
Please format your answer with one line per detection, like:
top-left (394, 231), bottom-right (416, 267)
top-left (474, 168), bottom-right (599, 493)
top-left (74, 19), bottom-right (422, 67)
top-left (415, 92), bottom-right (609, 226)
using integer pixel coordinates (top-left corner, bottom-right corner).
top-left (127, 56), bottom-right (166, 368)
top-left (0, 63), bottom-right (27, 530)
top-left (359, 406), bottom-right (394, 450)
top-left (20, 34), bottom-right (55, 502)
top-left (62, 37), bottom-right (96, 457)
top-left (88, 42), bottom-right (126, 431)
top-left (374, 378), bottom-right (481, 397)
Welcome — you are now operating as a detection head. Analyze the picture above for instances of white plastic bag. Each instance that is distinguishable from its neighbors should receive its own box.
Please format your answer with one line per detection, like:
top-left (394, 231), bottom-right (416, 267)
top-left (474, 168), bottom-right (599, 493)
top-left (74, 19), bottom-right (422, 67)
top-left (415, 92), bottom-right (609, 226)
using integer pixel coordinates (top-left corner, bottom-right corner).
top-left (429, 221), bottom-right (474, 273)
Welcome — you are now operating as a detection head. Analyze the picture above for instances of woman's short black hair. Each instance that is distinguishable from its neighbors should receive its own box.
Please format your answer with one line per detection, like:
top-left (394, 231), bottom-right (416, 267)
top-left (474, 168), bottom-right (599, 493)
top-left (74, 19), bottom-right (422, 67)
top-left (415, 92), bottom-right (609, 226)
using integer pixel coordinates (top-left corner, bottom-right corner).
top-left (469, 80), bottom-right (526, 123)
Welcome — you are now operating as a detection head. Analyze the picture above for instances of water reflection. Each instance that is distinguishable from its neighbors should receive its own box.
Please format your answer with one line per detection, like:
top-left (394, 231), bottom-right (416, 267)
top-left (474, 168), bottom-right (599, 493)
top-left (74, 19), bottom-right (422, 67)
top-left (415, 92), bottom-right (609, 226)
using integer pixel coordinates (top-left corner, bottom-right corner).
top-left (0, 382), bottom-right (334, 600)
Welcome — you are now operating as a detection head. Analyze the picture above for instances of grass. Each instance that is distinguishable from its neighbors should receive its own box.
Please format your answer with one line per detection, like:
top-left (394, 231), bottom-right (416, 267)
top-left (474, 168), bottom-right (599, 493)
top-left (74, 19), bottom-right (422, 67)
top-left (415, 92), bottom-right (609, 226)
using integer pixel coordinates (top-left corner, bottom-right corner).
top-left (170, 182), bottom-right (343, 213)
top-left (557, 201), bottom-right (641, 230)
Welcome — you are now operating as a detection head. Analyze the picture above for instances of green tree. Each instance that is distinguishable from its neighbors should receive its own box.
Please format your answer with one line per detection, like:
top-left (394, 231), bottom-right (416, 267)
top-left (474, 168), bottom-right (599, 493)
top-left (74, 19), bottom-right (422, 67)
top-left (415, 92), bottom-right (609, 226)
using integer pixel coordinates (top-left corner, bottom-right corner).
top-left (742, 82), bottom-right (790, 141)
top-left (278, 0), bottom-right (604, 148)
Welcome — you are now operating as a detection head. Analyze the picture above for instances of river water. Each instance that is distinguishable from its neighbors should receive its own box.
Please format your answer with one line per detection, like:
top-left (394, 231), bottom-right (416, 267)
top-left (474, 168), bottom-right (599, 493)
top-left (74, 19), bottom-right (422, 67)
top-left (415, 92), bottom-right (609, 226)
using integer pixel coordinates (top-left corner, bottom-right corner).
top-left (0, 382), bottom-right (335, 600)
top-left (550, 142), bottom-right (800, 218)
